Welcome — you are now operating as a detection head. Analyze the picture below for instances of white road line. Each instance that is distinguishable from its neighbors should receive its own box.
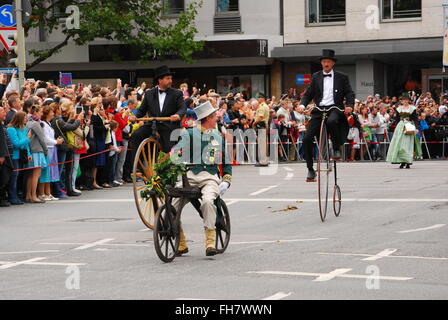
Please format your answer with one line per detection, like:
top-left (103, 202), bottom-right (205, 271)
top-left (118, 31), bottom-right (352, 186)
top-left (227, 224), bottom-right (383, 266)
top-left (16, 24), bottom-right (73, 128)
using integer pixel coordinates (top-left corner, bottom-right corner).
top-left (283, 167), bottom-right (294, 181)
top-left (250, 186), bottom-right (278, 196)
top-left (262, 292), bottom-right (292, 300)
top-left (362, 248), bottom-right (398, 261)
top-left (0, 261), bottom-right (86, 266)
top-left (313, 268), bottom-right (352, 282)
top-left (224, 200), bottom-right (239, 206)
top-left (138, 228), bottom-right (150, 232)
top-left (248, 270), bottom-right (412, 281)
top-left (317, 252), bottom-right (448, 261)
top-left (0, 250), bottom-right (59, 255)
top-left (41, 242), bottom-right (149, 247)
top-left (73, 238), bottom-right (115, 250)
top-left (397, 224), bottom-right (446, 234)
top-left (0, 257), bottom-right (47, 270)
top-left (231, 238), bottom-right (328, 245)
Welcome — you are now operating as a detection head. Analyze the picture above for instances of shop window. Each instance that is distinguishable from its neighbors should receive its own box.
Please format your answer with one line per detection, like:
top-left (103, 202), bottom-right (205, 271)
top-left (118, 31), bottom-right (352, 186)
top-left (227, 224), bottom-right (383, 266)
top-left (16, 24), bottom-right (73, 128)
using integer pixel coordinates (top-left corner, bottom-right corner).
top-left (381, 0), bottom-right (421, 20)
top-left (163, 0), bottom-right (185, 15)
top-left (307, 0), bottom-right (345, 25)
top-left (217, 75), bottom-right (264, 98)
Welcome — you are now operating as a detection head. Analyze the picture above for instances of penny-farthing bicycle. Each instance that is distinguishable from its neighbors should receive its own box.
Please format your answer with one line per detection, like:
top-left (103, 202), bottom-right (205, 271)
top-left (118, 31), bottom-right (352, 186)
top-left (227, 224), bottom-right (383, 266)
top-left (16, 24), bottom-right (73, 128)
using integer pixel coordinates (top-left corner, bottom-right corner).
top-left (315, 106), bottom-right (342, 222)
top-left (131, 117), bottom-right (172, 230)
top-left (153, 174), bottom-right (231, 263)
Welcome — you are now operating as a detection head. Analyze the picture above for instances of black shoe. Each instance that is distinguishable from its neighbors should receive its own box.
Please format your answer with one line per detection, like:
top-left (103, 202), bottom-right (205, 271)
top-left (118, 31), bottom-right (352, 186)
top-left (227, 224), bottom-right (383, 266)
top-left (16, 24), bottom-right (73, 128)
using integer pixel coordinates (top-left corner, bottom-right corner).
top-left (306, 168), bottom-right (316, 182)
top-left (0, 200), bottom-right (10, 207)
top-left (175, 248), bottom-right (189, 257)
top-left (10, 200), bottom-right (24, 205)
top-left (406, 164), bottom-right (411, 169)
top-left (399, 163), bottom-right (405, 169)
top-left (254, 162), bottom-right (269, 167)
top-left (67, 191), bottom-right (81, 197)
top-left (206, 247), bottom-right (218, 256)
top-left (332, 150), bottom-right (342, 160)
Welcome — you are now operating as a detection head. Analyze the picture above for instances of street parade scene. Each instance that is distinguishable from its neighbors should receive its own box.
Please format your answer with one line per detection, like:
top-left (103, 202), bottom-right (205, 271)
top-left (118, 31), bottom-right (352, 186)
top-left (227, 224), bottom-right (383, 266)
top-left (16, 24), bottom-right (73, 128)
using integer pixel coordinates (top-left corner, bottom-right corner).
top-left (0, 0), bottom-right (447, 310)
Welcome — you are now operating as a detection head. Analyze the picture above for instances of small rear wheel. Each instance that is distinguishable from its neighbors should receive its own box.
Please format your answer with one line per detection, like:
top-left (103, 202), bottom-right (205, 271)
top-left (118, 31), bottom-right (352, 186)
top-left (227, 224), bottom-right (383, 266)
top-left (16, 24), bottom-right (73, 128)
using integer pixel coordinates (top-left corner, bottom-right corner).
top-left (333, 184), bottom-right (342, 217)
top-left (215, 199), bottom-right (231, 254)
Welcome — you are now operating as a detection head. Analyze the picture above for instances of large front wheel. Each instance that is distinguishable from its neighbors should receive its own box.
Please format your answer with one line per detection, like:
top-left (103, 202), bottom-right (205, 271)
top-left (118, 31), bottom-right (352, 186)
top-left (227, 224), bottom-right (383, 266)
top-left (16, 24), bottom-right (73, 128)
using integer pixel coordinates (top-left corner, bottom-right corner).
top-left (317, 121), bottom-right (331, 222)
top-left (133, 137), bottom-right (164, 229)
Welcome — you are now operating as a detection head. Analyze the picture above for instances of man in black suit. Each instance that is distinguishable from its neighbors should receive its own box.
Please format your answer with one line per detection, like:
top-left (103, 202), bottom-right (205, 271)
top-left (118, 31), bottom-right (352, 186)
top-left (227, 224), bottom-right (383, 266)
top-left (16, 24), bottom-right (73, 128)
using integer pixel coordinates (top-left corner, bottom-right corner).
top-left (129, 65), bottom-right (186, 153)
top-left (0, 106), bottom-right (13, 207)
top-left (300, 49), bottom-right (355, 181)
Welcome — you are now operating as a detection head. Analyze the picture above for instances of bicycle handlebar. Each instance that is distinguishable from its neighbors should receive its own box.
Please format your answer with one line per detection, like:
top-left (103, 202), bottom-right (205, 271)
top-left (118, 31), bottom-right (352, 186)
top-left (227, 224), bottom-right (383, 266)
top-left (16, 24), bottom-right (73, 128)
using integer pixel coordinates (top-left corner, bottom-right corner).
top-left (130, 117), bottom-right (174, 122)
top-left (313, 106), bottom-right (344, 112)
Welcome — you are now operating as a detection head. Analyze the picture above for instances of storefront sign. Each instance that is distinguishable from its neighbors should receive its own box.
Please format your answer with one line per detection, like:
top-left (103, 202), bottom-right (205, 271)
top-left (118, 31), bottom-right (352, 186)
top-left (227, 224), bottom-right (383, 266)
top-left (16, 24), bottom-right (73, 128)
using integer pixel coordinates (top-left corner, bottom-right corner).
top-left (296, 74), bottom-right (311, 85)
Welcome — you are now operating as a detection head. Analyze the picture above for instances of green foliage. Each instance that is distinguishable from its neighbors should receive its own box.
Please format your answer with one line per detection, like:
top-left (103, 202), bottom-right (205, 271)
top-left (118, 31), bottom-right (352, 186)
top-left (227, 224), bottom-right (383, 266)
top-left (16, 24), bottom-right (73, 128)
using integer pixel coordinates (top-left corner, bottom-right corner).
top-left (140, 151), bottom-right (188, 200)
top-left (25, 0), bottom-right (204, 69)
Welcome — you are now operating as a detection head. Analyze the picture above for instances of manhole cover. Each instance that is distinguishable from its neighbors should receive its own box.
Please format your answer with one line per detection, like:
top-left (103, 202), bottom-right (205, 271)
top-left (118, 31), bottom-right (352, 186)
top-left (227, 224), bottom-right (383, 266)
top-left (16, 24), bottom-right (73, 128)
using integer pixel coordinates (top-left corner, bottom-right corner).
top-left (70, 218), bottom-right (133, 223)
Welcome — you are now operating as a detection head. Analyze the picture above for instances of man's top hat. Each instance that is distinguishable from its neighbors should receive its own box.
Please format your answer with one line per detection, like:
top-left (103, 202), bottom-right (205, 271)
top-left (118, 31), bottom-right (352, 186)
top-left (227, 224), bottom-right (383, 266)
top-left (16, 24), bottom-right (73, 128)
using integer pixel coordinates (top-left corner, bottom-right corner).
top-left (320, 49), bottom-right (337, 62)
top-left (154, 65), bottom-right (175, 81)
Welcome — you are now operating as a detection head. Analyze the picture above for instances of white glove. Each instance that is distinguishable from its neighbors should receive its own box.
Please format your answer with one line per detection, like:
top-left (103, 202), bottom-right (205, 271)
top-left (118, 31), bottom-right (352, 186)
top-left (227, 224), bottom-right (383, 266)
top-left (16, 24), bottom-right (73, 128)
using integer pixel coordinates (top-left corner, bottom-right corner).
top-left (219, 182), bottom-right (230, 197)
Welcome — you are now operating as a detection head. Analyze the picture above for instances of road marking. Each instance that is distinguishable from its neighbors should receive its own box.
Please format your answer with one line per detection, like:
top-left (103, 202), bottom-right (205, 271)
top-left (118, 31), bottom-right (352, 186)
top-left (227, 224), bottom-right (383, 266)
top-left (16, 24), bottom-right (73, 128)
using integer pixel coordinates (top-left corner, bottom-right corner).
top-left (362, 248), bottom-right (398, 261)
top-left (43, 198), bottom-right (448, 203)
top-left (0, 257), bottom-right (47, 270)
top-left (317, 252), bottom-right (448, 261)
top-left (0, 250), bottom-right (59, 255)
top-left (138, 228), bottom-right (150, 232)
top-left (397, 224), bottom-right (446, 234)
top-left (262, 292), bottom-right (292, 300)
top-left (250, 186), bottom-right (278, 196)
top-left (73, 238), bottom-right (115, 250)
top-left (0, 260), bottom-right (86, 266)
top-left (224, 200), bottom-right (238, 206)
top-left (231, 238), bottom-right (328, 245)
top-left (41, 242), bottom-right (149, 247)
top-left (284, 167), bottom-right (294, 181)
top-left (313, 268), bottom-right (352, 282)
top-left (248, 270), bottom-right (412, 281)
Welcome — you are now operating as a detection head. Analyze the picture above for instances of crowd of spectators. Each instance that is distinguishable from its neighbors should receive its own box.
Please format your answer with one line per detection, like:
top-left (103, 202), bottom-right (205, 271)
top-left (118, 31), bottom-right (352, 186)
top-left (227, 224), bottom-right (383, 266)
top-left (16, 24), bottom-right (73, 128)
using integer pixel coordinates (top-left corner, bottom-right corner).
top-left (1, 74), bottom-right (447, 208)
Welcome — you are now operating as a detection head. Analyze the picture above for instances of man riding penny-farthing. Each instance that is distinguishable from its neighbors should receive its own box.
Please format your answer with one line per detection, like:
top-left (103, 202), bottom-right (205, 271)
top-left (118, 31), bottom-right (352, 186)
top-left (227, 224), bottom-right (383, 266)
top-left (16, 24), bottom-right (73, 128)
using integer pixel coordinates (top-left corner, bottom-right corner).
top-left (129, 65), bottom-right (186, 229)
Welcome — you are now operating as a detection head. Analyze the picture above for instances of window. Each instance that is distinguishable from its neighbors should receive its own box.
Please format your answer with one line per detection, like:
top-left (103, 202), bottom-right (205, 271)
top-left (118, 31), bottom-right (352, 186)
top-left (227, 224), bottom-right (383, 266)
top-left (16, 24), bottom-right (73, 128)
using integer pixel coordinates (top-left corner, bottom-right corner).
top-left (163, 0), bottom-right (184, 15)
top-left (307, 0), bottom-right (345, 24)
top-left (382, 0), bottom-right (421, 20)
top-left (216, 0), bottom-right (239, 13)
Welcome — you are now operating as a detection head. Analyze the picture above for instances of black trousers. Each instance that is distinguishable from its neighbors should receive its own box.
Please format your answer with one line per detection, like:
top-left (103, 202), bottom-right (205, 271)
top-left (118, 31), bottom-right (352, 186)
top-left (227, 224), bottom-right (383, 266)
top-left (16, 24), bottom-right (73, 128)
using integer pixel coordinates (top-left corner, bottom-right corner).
top-left (129, 125), bottom-right (177, 174)
top-left (303, 108), bottom-right (345, 170)
top-left (0, 162), bottom-right (11, 200)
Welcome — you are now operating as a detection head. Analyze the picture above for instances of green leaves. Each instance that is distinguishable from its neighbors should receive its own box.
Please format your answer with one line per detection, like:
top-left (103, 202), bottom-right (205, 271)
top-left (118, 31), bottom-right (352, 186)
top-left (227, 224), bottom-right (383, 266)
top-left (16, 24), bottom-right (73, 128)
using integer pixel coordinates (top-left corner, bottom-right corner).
top-left (25, 0), bottom-right (204, 69)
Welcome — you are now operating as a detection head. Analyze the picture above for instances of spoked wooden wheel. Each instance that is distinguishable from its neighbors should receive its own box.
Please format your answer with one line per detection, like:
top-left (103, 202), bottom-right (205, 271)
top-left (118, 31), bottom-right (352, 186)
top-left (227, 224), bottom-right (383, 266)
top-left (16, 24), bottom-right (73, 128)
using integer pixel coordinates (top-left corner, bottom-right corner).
top-left (215, 199), bottom-right (231, 254)
top-left (133, 137), bottom-right (164, 229)
top-left (317, 122), bottom-right (331, 222)
top-left (333, 184), bottom-right (341, 217)
top-left (153, 204), bottom-right (180, 263)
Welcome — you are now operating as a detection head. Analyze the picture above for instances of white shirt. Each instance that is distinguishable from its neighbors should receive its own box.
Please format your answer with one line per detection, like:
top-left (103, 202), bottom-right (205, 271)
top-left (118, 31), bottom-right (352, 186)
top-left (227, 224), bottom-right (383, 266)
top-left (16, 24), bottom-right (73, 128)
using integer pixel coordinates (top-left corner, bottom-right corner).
top-left (158, 87), bottom-right (167, 112)
top-left (42, 121), bottom-right (57, 147)
top-left (320, 70), bottom-right (335, 107)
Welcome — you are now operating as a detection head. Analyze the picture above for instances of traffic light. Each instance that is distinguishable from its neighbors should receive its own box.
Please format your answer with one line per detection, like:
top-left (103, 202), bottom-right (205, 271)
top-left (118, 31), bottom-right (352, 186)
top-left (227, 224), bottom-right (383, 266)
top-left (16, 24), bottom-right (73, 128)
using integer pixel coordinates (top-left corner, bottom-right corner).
top-left (8, 33), bottom-right (19, 67)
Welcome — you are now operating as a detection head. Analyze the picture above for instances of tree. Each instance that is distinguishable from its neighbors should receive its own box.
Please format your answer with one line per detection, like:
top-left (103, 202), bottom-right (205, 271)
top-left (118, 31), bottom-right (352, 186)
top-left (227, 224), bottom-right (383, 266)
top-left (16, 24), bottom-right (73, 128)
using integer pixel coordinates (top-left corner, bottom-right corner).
top-left (24, 0), bottom-right (204, 69)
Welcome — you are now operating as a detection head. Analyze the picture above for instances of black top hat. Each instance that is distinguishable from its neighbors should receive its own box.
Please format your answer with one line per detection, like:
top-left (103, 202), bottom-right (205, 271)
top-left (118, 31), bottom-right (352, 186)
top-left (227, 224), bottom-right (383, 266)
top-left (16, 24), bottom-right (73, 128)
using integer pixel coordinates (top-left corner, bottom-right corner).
top-left (320, 49), bottom-right (337, 62)
top-left (154, 65), bottom-right (175, 81)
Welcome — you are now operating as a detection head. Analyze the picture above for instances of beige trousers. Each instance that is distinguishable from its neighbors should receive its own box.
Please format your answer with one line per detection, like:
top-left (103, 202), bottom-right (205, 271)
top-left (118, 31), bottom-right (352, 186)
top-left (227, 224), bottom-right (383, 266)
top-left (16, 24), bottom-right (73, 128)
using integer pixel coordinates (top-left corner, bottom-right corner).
top-left (172, 171), bottom-right (220, 230)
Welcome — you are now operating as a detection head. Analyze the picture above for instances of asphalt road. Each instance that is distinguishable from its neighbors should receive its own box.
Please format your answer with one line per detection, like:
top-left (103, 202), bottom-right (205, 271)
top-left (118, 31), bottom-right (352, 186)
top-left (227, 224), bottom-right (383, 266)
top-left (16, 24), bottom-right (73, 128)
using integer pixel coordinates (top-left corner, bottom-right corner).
top-left (0, 161), bottom-right (447, 300)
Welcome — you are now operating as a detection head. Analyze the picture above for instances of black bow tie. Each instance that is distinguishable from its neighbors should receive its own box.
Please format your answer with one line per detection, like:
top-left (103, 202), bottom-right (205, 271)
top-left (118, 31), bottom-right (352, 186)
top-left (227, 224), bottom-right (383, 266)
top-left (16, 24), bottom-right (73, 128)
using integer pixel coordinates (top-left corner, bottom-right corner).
top-left (323, 73), bottom-right (332, 78)
top-left (159, 89), bottom-right (167, 94)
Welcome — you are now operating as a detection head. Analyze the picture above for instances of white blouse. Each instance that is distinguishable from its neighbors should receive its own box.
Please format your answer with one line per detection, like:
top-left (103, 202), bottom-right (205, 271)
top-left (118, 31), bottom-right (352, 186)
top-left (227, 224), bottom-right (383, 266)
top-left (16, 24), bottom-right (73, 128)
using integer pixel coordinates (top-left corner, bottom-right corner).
top-left (42, 121), bottom-right (57, 147)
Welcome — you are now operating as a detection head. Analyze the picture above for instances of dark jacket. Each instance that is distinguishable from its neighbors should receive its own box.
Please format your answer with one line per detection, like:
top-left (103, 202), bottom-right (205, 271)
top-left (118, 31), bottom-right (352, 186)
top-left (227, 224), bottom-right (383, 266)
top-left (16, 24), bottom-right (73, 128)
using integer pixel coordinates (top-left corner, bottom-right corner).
top-left (135, 87), bottom-right (186, 131)
top-left (52, 116), bottom-right (81, 152)
top-left (300, 70), bottom-right (355, 109)
top-left (0, 122), bottom-right (14, 168)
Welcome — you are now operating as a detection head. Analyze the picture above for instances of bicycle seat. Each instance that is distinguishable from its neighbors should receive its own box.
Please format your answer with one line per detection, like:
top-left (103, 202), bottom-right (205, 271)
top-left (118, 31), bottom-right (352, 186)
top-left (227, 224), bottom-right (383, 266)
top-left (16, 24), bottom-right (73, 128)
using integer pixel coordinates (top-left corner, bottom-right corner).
top-left (167, 186), bottom-right (202, 199)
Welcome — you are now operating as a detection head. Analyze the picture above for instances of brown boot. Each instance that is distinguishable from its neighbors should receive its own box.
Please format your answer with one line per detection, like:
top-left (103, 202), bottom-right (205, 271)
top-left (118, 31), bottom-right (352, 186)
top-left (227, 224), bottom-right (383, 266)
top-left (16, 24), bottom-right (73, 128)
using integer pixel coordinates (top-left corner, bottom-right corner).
top-left (204, 228), bottom-right (218, 256)
top-left (176, 228), bottom-right (189, 256)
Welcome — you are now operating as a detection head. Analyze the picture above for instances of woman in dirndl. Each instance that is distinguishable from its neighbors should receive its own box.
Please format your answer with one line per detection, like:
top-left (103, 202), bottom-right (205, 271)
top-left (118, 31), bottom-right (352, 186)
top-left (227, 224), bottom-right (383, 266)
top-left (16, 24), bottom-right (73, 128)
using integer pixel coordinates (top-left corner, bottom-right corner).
top-left (386, 92), bottom-right (422, 168)
top-left (38, 104), bottom-right (64, 201)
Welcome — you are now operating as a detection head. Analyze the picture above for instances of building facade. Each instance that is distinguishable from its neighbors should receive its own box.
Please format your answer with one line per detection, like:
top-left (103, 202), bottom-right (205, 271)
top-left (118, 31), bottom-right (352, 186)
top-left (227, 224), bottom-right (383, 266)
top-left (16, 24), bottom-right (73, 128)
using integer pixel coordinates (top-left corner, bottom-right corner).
top-left (24, 0), bottom-right (283, 98)
top-left (273, 0), bottom-right (446, 100)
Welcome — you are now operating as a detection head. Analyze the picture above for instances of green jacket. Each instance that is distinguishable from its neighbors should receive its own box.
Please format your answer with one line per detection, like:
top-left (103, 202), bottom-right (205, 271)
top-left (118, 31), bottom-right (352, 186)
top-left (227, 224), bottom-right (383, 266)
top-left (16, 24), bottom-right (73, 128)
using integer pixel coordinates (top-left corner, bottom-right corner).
top-left (173, 127), bottom-right (232, 183)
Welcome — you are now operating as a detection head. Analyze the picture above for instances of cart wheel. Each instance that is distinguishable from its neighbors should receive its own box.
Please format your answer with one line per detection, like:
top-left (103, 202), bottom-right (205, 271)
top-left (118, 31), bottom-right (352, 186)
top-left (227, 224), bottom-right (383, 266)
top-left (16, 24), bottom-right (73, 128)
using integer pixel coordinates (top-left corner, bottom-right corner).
top-left (317, 122), bottom-right (331, 222)
top-left (153, 204), bottom-right (179, 263)
top-left (333, 184), bottom-right (342, 217)
top-left (215, 199), bottom-right (231, 254)
top-left (133, 137), bottom-right (164, 229)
